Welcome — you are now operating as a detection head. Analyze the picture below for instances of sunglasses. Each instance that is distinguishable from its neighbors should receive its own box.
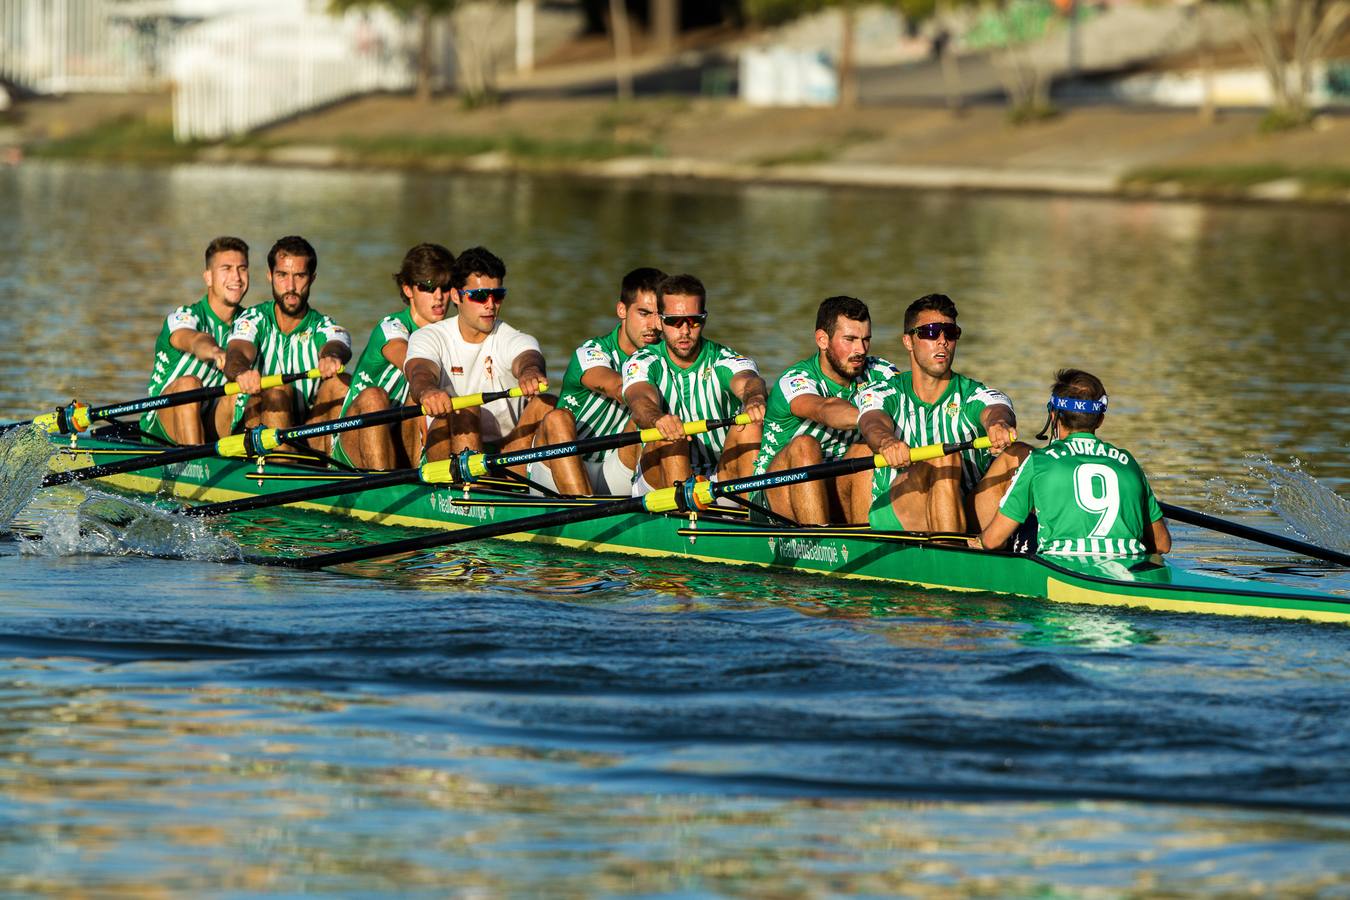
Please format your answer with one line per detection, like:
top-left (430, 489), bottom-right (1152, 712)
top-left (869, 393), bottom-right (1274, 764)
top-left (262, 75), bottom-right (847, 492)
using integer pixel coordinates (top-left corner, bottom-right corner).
top-left (906, 322), bottom-right (961, 341)
top-left (660, 313), bottom-right (707, 329)
top-left (461, 287), bottom-right (507, 303)
top-left (413, 280), bottom-right (450, 293)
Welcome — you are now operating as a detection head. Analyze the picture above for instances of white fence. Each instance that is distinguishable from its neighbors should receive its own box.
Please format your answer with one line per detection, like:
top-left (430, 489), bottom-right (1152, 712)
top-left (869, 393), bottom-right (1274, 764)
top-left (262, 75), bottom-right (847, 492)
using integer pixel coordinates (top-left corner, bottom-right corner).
top-left (169, 9), bottom-right (417, 142)
top-left (0, 0), bottom-right (162, 92)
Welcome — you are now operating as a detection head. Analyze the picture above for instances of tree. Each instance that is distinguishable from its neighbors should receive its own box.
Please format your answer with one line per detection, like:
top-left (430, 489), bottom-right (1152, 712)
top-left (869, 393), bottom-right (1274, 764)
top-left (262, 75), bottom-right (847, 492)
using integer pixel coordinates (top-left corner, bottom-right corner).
top-left (330, 0), bottom-right (458, 103)
top-left (1241, 0), bottom-right (1350, 127)
top-left (961, 0), bottom-right (1064, 122)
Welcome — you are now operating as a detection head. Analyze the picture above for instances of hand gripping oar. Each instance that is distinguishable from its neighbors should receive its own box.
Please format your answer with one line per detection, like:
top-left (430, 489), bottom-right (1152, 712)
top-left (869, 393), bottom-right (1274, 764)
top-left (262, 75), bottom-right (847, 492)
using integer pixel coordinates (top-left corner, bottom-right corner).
top-left (183, 412), bottom-right (751, 518)
top-left (1159, 501), bottom-right (1349, 567)
top-left (281, 435), bottom-right (990, 570)
top-left (41, 386), bottom-right (531, 488)
top-left (3, 368), bottom-right (326, 436)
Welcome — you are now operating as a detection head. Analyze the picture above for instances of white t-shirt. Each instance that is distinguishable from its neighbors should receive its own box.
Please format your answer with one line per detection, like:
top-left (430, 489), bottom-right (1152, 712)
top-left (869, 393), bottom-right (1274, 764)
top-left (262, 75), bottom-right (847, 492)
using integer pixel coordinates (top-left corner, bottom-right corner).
top-left (405, 317), bottom-right (542, 442)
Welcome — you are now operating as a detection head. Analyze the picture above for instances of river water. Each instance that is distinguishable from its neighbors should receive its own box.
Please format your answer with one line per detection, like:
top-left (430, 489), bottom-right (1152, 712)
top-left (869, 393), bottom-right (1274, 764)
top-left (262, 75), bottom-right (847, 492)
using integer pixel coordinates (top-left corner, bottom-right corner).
top-left (0, 162), bottom-right (1347, 895)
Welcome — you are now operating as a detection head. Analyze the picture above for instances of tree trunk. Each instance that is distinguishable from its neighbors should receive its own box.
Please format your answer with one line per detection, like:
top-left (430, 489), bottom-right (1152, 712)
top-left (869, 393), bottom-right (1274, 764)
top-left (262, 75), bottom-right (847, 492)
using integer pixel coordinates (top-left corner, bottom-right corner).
top-left (837, 3), bottom-right (857, 108)
top-left (609, 0), bottom-right (634, 101)
top-left (936, 0), bottom-right (964, 114)
top-left (651, 0), bottom-right (678, 55)
top-left (417, 6), bottom-right (433, 103)
top-left (1197, 1), bottom-right (1216, 123)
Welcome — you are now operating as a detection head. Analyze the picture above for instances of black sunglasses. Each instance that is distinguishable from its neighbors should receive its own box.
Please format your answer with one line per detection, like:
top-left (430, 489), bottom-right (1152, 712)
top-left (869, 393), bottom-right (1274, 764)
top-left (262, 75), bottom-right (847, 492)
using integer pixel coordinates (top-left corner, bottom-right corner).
top-left (906, 322), bottom-right (961, 341)
top-left (413, 280), bottom-right (450, 293)
top-left (660, 313), bottom-right (707, 328)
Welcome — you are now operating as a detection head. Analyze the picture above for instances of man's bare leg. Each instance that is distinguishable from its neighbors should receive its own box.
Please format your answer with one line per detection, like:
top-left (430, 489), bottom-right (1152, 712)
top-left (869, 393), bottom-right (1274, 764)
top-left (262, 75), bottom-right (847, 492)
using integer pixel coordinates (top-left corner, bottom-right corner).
top-left (716, 422), bottom-right (763, 483)
top-left (889, 452), bottom-right (965, 532)
top-left (971, 441), bottom-right (1031, 530)
top-left (159, 375), bottom-right (205, 445)
top-left (341, 386), bottom-right (396, 470)
top-left (639, 437), bottom-right (692, 491)
top-left (398, 416), bottom-right (424, 469)
top-left (765, 435), bottom-right (828, 525)
top-left (535, 406), bottom-right (590, 495)
top-left (836, 443), bottom-right (875, 525)
top-left (302, 374), bottom-right (352, 455)
top-left (497, 396), bottom-right (557, 478)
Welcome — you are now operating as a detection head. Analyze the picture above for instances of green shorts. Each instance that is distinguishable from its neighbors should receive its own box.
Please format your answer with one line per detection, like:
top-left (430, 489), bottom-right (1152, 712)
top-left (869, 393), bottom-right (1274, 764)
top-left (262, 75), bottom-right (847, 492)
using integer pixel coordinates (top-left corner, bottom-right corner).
top-left (868, 486), bottom-right (906, 532)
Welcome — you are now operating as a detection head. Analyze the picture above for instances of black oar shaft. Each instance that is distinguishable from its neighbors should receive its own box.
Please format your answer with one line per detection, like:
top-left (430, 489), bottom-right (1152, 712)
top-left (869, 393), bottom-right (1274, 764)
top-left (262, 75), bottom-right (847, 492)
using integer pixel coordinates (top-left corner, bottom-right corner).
top-left (42, 441), bottom-right (219, 486)
top-left (281, 495), bottom-right (648, 569)
top-left (1160, 502), bottom-right (1350, 567)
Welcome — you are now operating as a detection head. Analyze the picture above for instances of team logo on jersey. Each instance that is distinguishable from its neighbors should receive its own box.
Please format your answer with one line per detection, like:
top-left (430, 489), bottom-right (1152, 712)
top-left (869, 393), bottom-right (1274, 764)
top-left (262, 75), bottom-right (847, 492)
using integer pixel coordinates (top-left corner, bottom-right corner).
top-left (451, 366), bottom-right (464, 375)
top-left (700, 368), bottom-right (712, 380)
top-left (945, 400), bottom-right (960, 416)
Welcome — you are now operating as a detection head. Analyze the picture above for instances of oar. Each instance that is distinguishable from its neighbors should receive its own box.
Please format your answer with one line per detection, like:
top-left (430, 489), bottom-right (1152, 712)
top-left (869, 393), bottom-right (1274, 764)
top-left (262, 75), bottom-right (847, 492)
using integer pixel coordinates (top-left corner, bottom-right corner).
top-left (4, 369), bottom-right (326, 436)
top-left (1160, 501), bottom-right (1349, 567)
top-left (183, 412), bottom-right (750, 518)
top-left (280, 435), bottom-right (990, 570)
top-left (41, 386), bottom-right (530, 488)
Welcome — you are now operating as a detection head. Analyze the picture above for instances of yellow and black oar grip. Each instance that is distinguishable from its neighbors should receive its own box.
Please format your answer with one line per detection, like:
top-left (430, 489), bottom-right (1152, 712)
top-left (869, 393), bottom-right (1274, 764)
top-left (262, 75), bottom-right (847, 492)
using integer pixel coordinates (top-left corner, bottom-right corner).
top-left (907, 435), bottom-right (994, 464)
top-left (638, 413), bottom-right (750, 444)
top-left (448, 383), bottom-right (540, 412)
top-left (418, 459), bottom-right (458, 484)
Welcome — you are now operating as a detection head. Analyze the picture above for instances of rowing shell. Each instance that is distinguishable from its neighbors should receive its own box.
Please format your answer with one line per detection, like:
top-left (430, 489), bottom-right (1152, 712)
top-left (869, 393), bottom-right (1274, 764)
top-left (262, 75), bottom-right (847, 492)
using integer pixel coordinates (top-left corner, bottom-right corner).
top-left (46, 432), bottom-right (1350, 624)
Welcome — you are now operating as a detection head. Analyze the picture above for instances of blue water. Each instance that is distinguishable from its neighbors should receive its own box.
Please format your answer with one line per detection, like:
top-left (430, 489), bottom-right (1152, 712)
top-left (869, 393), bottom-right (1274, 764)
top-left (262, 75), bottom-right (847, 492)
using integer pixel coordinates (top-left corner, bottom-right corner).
top-left (1, 162), bottom-right (1348, 894)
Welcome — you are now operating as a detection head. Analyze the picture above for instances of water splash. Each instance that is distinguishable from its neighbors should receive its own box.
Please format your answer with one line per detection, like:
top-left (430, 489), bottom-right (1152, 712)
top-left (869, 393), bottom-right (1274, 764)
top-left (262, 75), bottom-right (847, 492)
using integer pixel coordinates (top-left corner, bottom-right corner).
top-left (0, 424), bottom-right (56, 530)
top-left (19, 488), bottom-right (242, 561)
top-left (1254, 457), bottom-right (1350, 553)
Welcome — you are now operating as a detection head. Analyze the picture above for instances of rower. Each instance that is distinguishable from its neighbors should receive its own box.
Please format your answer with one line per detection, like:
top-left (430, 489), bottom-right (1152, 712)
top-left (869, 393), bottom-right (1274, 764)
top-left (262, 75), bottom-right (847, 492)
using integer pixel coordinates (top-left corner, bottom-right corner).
top-left (622, 273), bottom-right (766, 494)
top-left (404, 246), bottom-right (554, 461)
top-left (141, 236), bottom-right (251, 445)
top-left (973, 369), bottom-right (1172, 555)
top-left (527, 266), bottom-right (665, 495)
top-left (751, 296), bottom-right (898, 524)
top-left (331, 243), bottom-right (454, 470)
top-left (857, 293), bottom-right (1029, 532)
top-left (224, 235), bottom-right (352, 453)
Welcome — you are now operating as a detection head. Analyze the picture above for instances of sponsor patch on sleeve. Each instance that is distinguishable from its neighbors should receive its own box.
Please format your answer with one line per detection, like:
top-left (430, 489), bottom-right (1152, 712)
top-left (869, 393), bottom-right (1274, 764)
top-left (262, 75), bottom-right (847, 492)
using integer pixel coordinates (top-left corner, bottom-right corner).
top-left (855, 383), bottom-right (892, 414)
top-left (780, 371), bottom-right (818, 401)
top-left (719, 355), bottom-right (758, 376)
top-left (320, 320), bottom-right (352, 348)
top-left (379, 317), bottom-right (411, 342)
top-left (974, 388), bottom-right (1012, 411)
top-left (577, 342), bottom-right (612, 372)
top-left (166, 307), bottom-right (199, 333)
top-left (229, 314), bottom-right (259, 343)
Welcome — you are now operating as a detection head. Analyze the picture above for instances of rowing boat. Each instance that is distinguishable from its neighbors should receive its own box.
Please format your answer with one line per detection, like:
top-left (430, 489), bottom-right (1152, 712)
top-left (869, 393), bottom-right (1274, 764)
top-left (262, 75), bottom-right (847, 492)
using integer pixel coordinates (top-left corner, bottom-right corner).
top-left (46, 428), bottom-right (1350, 624)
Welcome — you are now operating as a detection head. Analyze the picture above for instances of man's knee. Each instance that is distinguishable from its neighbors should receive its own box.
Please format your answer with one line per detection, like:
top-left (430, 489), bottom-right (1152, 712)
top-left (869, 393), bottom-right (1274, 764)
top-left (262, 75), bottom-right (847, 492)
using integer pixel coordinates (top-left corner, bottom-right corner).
top-left (785, 434), bottom-right (823, 466)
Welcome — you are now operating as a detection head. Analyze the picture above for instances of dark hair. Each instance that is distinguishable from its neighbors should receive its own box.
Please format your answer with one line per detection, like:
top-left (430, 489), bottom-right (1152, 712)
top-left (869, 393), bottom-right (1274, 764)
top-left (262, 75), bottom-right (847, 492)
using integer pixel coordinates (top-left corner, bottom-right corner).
top-left (205, 236), bottom-right (249, 268)
top-left (268, 235), bottom-right (317, 275)
top-left (394, 243), bottom-right (455, 304)
top-left (1051, 368), bottom-right (1107, 432)
top-left (903, 293), bottom-right (958, 332)
top-left (816, 296), bottom-right (869, 336)
top-left (657, 273), bottom-right (706, 314)
top-left (451, 246), bottom-right (506, 289)
top-left (620, 267), bottom-right (667, 307)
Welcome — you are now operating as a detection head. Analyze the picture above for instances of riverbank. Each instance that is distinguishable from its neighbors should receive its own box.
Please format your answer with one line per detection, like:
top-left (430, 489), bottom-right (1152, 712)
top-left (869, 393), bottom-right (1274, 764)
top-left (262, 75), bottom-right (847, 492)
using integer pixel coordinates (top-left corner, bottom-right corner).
top-left (8, 90), bottom-right (1350, 204)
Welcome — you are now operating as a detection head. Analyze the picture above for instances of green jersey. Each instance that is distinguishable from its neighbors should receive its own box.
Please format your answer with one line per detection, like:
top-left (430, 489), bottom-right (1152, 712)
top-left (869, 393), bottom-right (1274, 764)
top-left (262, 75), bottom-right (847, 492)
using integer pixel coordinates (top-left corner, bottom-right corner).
top-left (621, 337), bottom-right (759, 476)
top-left (340, 309), bottom-right (418, 417)
top-left (228, 302), bottom-right (350, 409)
top-left (557, 325), bottom-right (634, 463)
top-left (752, 354), bottom-right (899, 476)
top-left (141, 295), bottom-right (234, 438)
top-left (999, 431), bottom-right (1164, 556)
top-left (855, 369), bottom-right (1011, 492)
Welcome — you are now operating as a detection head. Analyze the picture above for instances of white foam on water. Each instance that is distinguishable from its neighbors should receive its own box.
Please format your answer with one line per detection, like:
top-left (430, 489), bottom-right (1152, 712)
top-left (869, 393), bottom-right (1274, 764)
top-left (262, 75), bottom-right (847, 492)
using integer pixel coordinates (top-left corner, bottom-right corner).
top-left (18, 488), bottom-right (243, 562)
top-left (0, 424), bottom-right (56, 530)
top-left (1255, 457), bottom-right (1350, 553)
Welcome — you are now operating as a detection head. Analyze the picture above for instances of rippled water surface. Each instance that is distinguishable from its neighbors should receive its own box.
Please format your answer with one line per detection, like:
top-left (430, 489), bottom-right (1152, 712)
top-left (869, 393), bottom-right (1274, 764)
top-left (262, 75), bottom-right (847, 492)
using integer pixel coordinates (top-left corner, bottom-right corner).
top-left (0, 162), bottom-right (1347, 895)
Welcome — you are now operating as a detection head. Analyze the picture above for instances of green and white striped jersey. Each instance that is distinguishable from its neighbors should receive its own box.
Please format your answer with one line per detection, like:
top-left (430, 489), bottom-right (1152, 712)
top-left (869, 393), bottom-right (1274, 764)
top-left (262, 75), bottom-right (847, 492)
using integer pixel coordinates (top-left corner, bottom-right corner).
top-left (141, 295), bottom-right (234, 437)
top-left (752, 353), bottom-right (899, 476)
top-left (999, 432), bottom-right (1163, 556)
top-left (339, 309), bottom-right (418, 417)
top-left (557, 325), bottom-right (634, 463)
top-left (621, 338), bottom-right (759, 476)
top-left (229, 302), bottom-right (350, 409)
top-left (855, 369), bottom-right (1011, 496)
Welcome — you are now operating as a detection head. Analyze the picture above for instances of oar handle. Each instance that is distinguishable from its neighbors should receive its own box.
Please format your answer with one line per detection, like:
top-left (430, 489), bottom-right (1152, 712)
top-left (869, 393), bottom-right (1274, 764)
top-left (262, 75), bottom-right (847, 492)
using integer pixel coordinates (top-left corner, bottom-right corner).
top-left (24, 368), bottom-right (326, 436)
top-left (438, 413), bottom-right (751, 484)
top-left (449, 384), bottom-right (534, 412)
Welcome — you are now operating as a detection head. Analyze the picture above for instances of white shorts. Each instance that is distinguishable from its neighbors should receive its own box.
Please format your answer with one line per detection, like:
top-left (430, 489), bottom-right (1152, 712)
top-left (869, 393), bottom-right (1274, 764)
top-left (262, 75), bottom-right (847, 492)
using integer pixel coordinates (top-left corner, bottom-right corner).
top-left (526, 448), bottom-right (634, 497)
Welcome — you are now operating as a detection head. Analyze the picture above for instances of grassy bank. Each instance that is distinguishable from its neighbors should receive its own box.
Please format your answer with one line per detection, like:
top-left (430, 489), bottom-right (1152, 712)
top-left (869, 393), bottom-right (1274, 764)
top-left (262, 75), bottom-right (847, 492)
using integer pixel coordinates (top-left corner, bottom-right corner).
top-left (1121, 164), bottom-right (1350, 202)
